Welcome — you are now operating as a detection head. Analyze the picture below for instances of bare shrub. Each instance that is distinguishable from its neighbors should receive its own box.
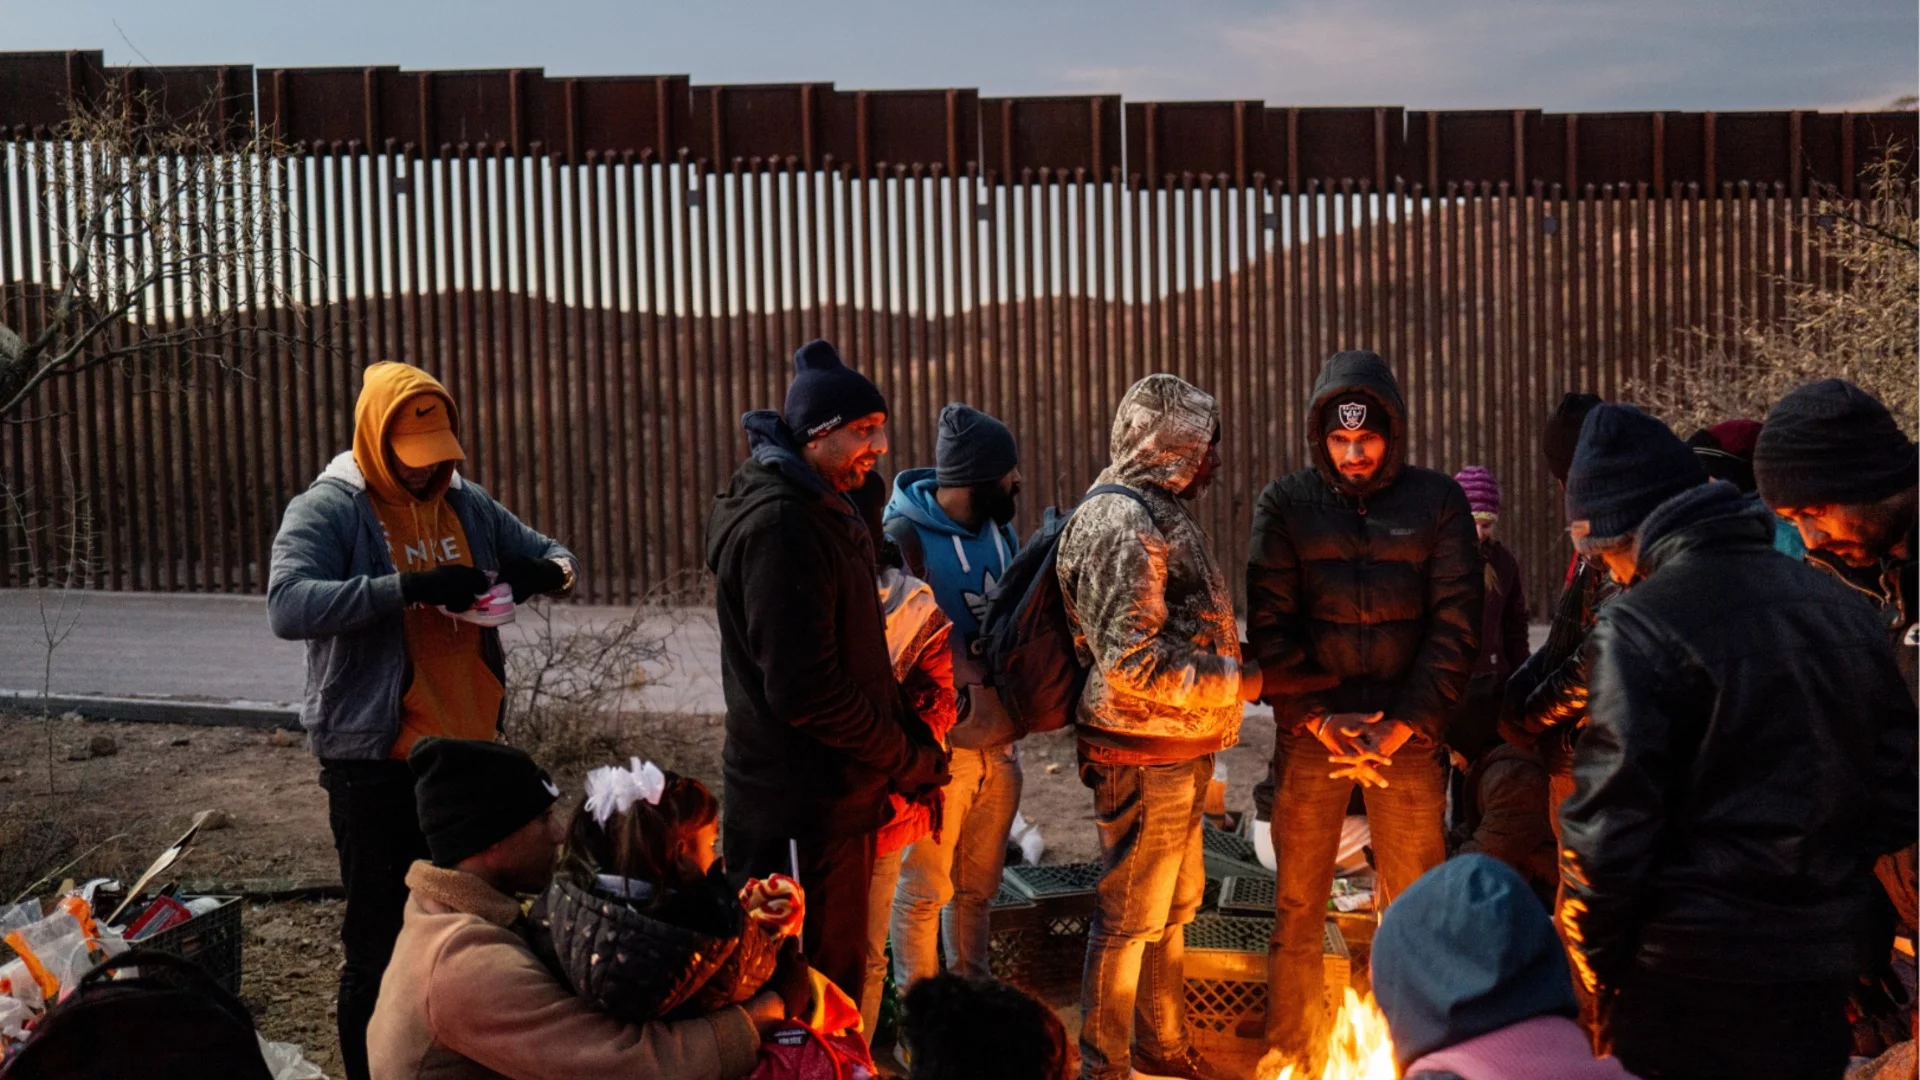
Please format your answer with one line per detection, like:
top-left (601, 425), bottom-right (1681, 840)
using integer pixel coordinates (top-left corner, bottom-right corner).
top-left (1631, 156), bottom-right (1917, 435)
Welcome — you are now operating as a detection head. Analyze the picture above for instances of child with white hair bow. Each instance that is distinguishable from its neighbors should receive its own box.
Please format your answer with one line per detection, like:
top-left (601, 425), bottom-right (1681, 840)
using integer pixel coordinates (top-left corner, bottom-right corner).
top-left (531, 757), bottom-right (808, 1028)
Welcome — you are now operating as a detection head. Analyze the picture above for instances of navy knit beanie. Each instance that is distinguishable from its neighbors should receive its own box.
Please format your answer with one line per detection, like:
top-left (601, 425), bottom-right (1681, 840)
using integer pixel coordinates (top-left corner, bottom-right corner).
top-left (784, 339), bottom-right (888, 441)
top-left (1542, 392), bottom-right (1603, 483)
top-left (1565, 404), bottom-right (1706, 544)
top-left (1753, 379), bottom-right (1917, 509)
top-left (935, 403), bottom-right (1019, 487)
top-left (1373, 855), bottom-right (1577, 1070)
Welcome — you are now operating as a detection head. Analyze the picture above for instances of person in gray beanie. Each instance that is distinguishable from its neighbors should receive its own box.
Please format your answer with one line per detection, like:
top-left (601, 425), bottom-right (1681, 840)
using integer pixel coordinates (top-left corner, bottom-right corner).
top-left (1559, 403), bottom-right (1917, 1080)
top-left (880, 402), bottom-right (1025, 1015)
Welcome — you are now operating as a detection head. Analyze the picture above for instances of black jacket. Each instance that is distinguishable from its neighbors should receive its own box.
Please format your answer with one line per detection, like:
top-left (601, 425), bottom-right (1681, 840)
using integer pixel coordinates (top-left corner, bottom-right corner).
top-left (706, 412), bottom-right (942, 841)
top-left (1505, 556), bottom-right (1620, 774)
top-left (1247, 350), bottom-right (1483, 743)
top-left (1560, 482), bottom-right (1918, 993)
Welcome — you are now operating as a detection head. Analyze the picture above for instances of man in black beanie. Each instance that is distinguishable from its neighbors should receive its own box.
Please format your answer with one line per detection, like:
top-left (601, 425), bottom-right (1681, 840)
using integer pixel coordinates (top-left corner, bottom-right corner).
top-left (707, 339), bottom-right (950, 1002)
top-left (1559, 405), bottom-right (1917, 1080)
top-left (367, 737), bottom-right (807, 1080)
top-left (1503, 390), bottom-right (1612, 840)
top-left (1754, 378), bottom-right (1919, 988)
top-left (881, 402), bottom-right (1026, 997)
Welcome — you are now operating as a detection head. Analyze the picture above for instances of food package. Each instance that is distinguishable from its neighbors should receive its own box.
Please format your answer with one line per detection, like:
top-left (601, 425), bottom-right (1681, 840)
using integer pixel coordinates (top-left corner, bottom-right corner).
top-left (740, 875), bottom-right (805, 939)
top-left (4, 912), bottom-right (88, 1001)
top-left (440, 582), bottom-right (516, 627)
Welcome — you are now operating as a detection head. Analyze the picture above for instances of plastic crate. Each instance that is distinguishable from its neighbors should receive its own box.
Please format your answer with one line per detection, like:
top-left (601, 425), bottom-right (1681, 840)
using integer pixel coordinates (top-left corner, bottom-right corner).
top-left (1217, 875), bottom-right (1274, 917)
top-left (1201, 821), bottom-right (1272, 881)
top-left (1003, 861), bottom-right (1101, 901)
top-left (1183, 913), bottom-right (1349, 1037)
top-left (118, 895), bottom-right (244, 997)
top-left (990, 866), bottom-right (1096, 1002)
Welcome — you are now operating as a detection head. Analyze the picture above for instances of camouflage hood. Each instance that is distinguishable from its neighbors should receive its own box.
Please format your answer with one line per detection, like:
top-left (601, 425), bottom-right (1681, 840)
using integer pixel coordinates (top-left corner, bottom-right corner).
top-left (1057, 373), bottom-right (1242, 762)
top-left (1107, 373), bottom-right (1220, 495)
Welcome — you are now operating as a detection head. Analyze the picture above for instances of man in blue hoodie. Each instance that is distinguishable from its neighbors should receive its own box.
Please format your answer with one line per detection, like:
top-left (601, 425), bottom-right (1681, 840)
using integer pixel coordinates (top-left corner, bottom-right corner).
top-left (882, 403), bottom-right (1025, 992)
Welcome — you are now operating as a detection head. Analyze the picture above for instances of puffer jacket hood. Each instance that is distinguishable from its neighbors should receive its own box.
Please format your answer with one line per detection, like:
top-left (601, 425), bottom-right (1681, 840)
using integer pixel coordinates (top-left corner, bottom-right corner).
top-left (1107, 373), bottom-right (1220, 495)
top-left (1373, 855), bottom-right (1577, 1070)
top-left (1307, 350), bottom-right (1407, 497)
top-left (535, 871), bottom-right (780, 1025)
top-left (1056, 373), bottom-right (1242, 763)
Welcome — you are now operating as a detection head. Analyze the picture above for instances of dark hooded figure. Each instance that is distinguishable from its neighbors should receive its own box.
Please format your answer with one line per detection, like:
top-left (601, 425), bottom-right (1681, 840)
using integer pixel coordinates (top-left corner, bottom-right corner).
top-left (1245, 349), bottom-right (1482, 1068)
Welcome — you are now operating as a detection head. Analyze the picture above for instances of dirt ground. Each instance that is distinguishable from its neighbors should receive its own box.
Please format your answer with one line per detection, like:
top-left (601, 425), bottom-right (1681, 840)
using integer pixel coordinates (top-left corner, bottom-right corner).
top-left (0, 708), bottom-right (1282, 1077)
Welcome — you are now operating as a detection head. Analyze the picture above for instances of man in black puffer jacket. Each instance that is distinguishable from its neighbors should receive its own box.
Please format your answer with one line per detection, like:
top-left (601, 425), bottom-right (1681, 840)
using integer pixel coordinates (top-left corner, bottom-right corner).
top-left (706, 339), bottom-right (950, 1002)
top-left (1560, 405), bottom-right (1917, 1080)
top-left (1247, 349), bottom-right (1482, 1066)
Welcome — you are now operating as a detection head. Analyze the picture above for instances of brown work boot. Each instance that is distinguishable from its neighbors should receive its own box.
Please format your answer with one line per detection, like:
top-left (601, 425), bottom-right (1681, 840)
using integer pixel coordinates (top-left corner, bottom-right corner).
top-left (1131, 1045), bottom-right (1233, 1080)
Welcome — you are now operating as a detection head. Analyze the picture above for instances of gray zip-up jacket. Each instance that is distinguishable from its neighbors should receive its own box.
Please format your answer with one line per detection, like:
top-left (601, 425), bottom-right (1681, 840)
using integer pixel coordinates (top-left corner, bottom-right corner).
top-left (267, 452), bottom-right (576, 760)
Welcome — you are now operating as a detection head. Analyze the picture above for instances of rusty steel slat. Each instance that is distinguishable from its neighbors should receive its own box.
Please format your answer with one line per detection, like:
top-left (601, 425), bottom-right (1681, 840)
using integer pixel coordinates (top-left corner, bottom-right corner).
top-left (907, 166), bottom-right (930, 469)
top-left (984, 174), bottom-right (1006, 431)
top-left (522, 151), bottom-right (551, 537)
top-left (1037, 172), bottom-right (1059, 499)
top-left (1523, 182), bottom-right (1545, 612)
top-left (677, 156), bottom-right (704, 585)
top-left (636, 151), bottom-right (665, 589)
top-left (750, 163), bottom-right (773, 421)
top-left (453, 149), bottom-right (482, 482)
top-left (0, 140), bottom-right (21, 585)
top-left (1176, 175), bottom-right (1194, 383)
top-left (660, 154), bottom-right (689, 581)
top-left (711, 161), bottom-right (739, 585)
top-left (777, 163), bottom-right (799, 357)
top-left (223, 147), bottom-right (254, 591)
top-left (369, 144), bottom-right (391, 369)
top-left (614, 151), bottom-right (640, 604)
top-left (1335, 179), bottom-right (1353, 355)
top-left (931, 167), bottom-right (953, 467)
top-left (1460, 183), bottom-right (1481, 470)
top-left (580, 154), bottom-right (609, 603)
top-left (1077, 171), bottom-right (1097, 496)
top-left (1410, 182), bottom-right (1433, 465)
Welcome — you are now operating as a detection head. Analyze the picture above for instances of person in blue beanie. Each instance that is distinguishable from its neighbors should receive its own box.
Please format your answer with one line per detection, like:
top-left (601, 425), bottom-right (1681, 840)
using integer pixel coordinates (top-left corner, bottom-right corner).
top-left (1559, 404), bottom-right (1917, 1080)
top-left (881, 403), bottom-right (1026, 1002)
top-left (1372, 855), bottom-right (1637, 1080)
top-left (706, 339), bottom-right (951, 1002)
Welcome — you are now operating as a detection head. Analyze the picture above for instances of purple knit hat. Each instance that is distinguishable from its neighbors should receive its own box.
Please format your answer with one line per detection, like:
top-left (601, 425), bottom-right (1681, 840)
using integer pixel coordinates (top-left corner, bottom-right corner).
top-left (1454, 466), bottom-right (1502, 518)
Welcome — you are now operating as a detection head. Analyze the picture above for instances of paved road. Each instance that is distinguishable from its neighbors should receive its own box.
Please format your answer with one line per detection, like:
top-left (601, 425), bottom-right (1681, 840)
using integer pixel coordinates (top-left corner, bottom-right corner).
top-left (3, 588), bottom-right (1547, 719)
top-left (0, 589), bottom-right (727, 714)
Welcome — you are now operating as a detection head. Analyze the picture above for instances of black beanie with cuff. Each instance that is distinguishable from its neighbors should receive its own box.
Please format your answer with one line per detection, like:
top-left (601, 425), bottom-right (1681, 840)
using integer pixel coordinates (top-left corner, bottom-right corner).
top-left (409, 737), bottom-right (559, 868)
top-left (784, 339), bottom-right (888, 441)
top-left (935, 403), bottom-right (1019, 487)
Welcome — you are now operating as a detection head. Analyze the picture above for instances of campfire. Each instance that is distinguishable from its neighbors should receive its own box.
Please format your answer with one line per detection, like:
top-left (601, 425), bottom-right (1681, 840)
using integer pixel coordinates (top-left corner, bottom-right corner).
top-left (1255, 987), bottom-right (1398, 1080)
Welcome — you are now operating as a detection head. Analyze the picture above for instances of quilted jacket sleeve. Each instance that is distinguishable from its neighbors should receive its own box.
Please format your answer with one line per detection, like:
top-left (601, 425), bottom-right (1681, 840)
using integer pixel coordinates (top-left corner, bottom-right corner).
top-left (1388, 480), bottom-right (1483, 742)
top-left (1246, 479), bottom-right (1337, 730)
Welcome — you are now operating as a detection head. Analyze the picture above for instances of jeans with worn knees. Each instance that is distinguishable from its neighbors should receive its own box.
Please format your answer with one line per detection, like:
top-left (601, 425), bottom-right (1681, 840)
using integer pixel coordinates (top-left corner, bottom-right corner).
top-left (860, 847), bottom-right (906, 1038)
top-left (893, 744), bottom-right (1024, 992)
top-left (1264, 732), bottom-right (1445, 1060)
top-left (1078, 755), bottom-right (1211, 1080)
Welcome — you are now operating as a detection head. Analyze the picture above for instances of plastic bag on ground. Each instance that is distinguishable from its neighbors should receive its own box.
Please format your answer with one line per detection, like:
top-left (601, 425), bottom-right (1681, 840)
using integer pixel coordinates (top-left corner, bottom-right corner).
top-left (257, 1035), bottom-right (327, 1080)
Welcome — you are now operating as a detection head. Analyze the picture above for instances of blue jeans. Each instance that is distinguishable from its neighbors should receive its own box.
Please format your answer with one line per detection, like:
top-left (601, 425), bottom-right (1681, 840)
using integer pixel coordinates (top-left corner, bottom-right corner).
top-left (892, 744), bottom-right (1023, 987)
top-left (1264, 732), bottom-right (1446, 1059)
top-left (1078, 755), bottom-right (1211, 1080)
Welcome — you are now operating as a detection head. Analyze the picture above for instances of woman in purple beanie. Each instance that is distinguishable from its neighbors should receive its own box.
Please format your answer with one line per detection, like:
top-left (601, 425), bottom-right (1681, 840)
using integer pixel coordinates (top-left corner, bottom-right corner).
top-left (1444, 466), bottom-right (1554, 901)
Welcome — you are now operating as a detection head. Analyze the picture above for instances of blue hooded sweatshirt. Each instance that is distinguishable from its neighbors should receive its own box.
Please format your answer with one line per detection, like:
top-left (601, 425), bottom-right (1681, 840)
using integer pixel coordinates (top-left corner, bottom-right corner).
top-left (883, 467), bottom-right (1019, 643)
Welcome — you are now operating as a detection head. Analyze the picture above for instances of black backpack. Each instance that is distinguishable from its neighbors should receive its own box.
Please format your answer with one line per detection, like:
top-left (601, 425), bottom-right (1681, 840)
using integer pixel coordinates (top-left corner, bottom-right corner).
top-left (977, 484), bottom-right (1153, 737)
top-left (0, 949), bottom-right (272, 1080)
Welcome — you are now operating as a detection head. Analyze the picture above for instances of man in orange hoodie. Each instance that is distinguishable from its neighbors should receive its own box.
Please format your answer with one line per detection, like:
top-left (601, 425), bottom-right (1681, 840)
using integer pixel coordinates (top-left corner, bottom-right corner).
top-left (269, 362), bottom-right (577, 1080)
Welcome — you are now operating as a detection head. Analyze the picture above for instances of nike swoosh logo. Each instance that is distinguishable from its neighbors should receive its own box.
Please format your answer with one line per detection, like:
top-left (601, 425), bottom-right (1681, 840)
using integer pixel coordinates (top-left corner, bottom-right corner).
top-left (414, 405), bottom-right (434, 417)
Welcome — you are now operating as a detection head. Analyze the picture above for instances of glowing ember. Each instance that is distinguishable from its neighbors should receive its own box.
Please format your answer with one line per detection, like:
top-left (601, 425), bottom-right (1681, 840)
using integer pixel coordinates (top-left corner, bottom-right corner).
top-left (1254, 987), bottom-right (1398, 1080)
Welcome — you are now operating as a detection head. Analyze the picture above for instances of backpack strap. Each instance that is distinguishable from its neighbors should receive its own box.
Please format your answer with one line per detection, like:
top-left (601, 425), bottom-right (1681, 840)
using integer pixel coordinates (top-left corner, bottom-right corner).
top-left (1081, 483), bottom-right (1156, 530)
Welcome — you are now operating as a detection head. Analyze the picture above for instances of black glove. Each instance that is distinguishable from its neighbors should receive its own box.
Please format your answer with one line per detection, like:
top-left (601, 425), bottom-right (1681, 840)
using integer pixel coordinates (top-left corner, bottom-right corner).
top-left (400, 565), bottom-right (491, 612)
top-left (770, 938), bottom-right (812, 1019)
top-left (896, 745), bottom-right (952, 799)
top-left (498, 556), bottom-right (568, 603)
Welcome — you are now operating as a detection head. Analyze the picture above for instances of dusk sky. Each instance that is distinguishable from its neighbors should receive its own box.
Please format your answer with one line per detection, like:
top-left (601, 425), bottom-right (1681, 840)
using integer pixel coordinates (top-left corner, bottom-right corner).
top-left (4, 0), bottom-right (1916, 113)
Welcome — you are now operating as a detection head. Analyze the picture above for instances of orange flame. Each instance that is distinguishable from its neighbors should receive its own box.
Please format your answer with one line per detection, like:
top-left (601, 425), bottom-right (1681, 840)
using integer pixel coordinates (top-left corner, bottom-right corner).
top-left (1256, 987), bottom-right (1398, 1080)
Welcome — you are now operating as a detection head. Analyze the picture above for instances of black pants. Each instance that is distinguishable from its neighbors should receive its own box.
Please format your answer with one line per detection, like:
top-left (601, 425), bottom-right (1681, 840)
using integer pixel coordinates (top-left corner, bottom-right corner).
top-left (1603, 968), bottom-right (1853, 1080)
top-left (320, 759), bottom-right (431, 1080)
top-left (724, 826), bottom-right (876, 1004)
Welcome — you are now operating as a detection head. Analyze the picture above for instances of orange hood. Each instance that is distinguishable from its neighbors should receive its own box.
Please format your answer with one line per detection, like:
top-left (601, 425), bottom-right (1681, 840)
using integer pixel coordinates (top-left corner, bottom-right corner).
top-left (352, 362), bottom-right (462, 505)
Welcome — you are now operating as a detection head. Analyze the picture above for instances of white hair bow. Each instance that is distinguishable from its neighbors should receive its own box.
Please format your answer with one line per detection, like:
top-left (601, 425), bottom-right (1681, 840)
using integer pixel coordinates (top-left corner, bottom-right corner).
top-left (583, 757), bottom-right (668, 826)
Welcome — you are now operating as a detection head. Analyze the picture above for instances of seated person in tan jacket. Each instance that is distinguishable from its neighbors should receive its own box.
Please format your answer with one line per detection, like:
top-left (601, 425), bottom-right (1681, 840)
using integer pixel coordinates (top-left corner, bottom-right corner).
top-left (368, 737), bottom-right (810, 1080)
